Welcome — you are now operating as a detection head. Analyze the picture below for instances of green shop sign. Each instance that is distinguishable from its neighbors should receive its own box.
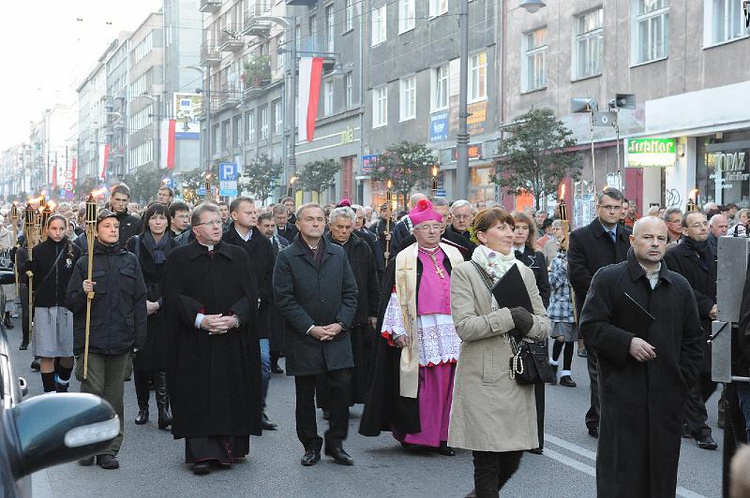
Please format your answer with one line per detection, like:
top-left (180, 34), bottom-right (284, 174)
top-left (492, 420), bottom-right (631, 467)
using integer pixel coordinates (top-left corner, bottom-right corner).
top-left (626, 138), bottom-right (676, 167)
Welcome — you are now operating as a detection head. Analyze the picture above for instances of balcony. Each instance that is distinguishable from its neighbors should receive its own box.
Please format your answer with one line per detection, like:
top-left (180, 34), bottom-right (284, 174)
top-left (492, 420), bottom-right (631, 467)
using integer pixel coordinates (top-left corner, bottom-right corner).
top-left (200, 45), bottom-right (222, 66)
top-left (242, 10), bottom-right (272, 37)
top-left (199, 0), bottom-right (221, 13)
top-left (217, 84), bottom-right (242, 111)
top-left (219, 25), bottom-right (245, 52)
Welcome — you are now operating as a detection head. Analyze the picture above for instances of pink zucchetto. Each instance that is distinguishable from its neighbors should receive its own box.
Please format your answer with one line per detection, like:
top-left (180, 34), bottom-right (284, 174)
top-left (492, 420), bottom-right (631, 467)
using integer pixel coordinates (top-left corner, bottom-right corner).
top-left (408, 199), bottom-right (443, 227)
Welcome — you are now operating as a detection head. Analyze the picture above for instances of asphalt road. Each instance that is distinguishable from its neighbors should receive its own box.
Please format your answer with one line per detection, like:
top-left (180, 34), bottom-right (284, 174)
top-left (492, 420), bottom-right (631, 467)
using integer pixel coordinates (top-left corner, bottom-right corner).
top-left (4, 318), bottom-right (721, 498)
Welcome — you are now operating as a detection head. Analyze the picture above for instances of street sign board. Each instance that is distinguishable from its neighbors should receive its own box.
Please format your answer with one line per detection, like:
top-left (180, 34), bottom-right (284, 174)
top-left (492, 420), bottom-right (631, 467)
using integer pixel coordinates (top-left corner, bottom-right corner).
top-left (219, 162), bottom-right (237, 181)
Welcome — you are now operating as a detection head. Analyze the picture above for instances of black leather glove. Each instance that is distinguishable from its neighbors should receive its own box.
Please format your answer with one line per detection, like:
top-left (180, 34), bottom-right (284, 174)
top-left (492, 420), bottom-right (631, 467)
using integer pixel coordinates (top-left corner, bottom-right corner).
top-left (509, 307), bottom-right (534, 339)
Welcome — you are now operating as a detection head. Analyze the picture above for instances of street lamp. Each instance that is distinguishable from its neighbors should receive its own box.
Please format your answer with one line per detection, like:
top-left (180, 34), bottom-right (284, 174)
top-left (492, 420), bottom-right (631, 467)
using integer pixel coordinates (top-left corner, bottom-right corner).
top-left (520, 0), bottom-right (547, 13)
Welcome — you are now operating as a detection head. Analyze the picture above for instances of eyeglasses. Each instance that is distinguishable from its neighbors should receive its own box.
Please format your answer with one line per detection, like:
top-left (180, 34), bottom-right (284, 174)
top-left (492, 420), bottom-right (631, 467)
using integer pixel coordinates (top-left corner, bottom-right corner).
top-left (195, 219), bottom-right (223, 227)
top-left (599, 205), bottom-right (622, 211)
top-left (453, 214), bottom-right (472, 220)
top-left (416, 224), bottom-right (443, 232)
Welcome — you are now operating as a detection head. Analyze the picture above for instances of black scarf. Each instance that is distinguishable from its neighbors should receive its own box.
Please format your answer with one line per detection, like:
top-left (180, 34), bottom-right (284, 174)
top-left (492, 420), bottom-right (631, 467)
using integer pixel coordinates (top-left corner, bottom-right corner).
top-left (681, 236), bottom-right (711, 271)
top-left (142, 231), bottom-right (169, 264)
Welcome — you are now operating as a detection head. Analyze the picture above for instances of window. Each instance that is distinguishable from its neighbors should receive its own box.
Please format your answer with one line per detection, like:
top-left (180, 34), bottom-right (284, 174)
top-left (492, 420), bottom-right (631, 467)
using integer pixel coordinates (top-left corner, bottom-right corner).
top-left (632, 0), bottom-right (669, 64)
top-left (259, 105), bottom-right (269, 140)
top-left (431, 64), bottom-right (449, 111)
top-left (574, 8), bottom-right (604, 79)
top-left (324, 81), bottom-right (334, 116)
top-left (469, 52), bottom-right (487, 102)
top-left (245, 111), bottom-right (255, 143)
top-left (429, 0), bottom-right (448, 18)
top-left (523, 29), bottom-right (547, 92)
top-left (399, 76), bottom-right (416, 121)
top-left (344, 0), bottom-right (354, 32)
top-left (276, 34), bottom-right (285, 70)
top-left (232, 116), bottom-right (242, 148)
top-left (326, 4), bottom-right (335, 52)
top-left (399, 0), bottom-right (415, 33)
top-left (221, 120), bottom-right (230, 151)
top-left (212, 124), bottom-right (219, 154)
top-left (344, 73), bottom-right (354, 108)
top-left (272, 100), bottom-right (283, 135)
top-left (309, 15), bottom-right (318, 51)
top-left (372, 6), bottom-right (387, 46)
top-left (705, 0), bottom-right (749, 45)
top-left (372, 86), bottom-right (387, 128)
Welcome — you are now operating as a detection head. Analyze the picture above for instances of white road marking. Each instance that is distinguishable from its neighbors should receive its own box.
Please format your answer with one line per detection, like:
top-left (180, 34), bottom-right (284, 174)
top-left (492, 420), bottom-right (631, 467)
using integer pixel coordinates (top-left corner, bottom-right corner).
top-left (543, 433), bottom-right (708, 498)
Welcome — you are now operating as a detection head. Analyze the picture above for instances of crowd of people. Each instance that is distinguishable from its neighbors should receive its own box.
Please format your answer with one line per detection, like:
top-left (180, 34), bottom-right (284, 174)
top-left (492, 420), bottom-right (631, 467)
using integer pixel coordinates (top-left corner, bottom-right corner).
top-left (0, 183), bottom-right (744, 496)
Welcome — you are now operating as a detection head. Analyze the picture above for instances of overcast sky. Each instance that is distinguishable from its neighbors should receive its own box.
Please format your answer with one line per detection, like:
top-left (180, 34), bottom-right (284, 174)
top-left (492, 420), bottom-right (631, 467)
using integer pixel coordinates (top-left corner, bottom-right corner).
top-left (0, 0), bottom-right (162, 150)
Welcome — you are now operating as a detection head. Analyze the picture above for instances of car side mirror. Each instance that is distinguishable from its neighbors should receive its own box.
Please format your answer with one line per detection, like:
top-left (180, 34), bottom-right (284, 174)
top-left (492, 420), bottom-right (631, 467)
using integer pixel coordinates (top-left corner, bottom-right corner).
top-left (9, 393), bottom-right (119, 477)
top-left (0, 271), bottom-right (14, 286)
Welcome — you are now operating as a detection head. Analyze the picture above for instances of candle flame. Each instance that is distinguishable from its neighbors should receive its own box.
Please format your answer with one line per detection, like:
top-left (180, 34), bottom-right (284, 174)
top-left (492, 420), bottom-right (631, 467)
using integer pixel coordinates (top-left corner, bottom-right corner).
top-left (560, 184), bottom-right (566, 199)
top-left (27, 195), bottom-right (44, 204)
top-left (48, 200), bottom-right (57, 211)
top-left (386, 179), bottom-right (393, 189)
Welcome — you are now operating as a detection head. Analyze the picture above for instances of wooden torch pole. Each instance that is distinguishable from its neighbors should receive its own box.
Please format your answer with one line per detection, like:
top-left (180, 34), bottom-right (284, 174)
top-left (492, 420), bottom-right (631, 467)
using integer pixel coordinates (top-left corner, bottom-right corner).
top-left (83, 194), bottom-right (98, 380)
top-left (24, 205), bottom-right (37, 341)
top-left (10, 204), bottom-right (19, 297)
top-left (384, 180), bottom-right (393, 266)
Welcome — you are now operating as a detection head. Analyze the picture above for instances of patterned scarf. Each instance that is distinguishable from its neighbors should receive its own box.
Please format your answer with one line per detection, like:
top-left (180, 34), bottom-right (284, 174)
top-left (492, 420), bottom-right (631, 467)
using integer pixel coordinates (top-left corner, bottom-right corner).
top-left (471, 244), bottom-right (519, 286)
top-left (142, 231), bottom-right (169, 264)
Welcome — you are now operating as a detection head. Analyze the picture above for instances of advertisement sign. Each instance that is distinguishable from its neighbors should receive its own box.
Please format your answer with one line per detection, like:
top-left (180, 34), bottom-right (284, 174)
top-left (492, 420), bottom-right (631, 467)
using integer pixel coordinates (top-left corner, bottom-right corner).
top-left (467, 101), bottom-right (487, 135)
top-left (173, 93), bottom-right (202, 139)
top-left (626, 138), bottom-right (676, 168)
top-left (362, 154), bottom-right (378, 174)
top-left (429, 112), bottom-right (449, 143)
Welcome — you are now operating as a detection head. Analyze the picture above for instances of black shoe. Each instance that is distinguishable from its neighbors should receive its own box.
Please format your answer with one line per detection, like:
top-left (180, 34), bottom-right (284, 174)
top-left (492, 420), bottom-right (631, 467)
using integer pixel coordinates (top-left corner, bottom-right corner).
top-left (19, 343), bottom-right (28, 351)
top-left (527, 447), bottom-right (543, 455)
top-left (97, 454), bottom-right (119, 469)
top-left (559, 376), bottom-right (577, 387)
top-left (79, 456), bottom-right (95, 466)
top-left (261, 412), bottom-right (278, 431)
top-left (135, 409), bottom-right (149, 425)
top-left (157, 408), bottom-right (172, 430)
top-left (55, 382), bottom-right (70, 393)
top-left (587, 425), bottom-right (599, 438)
top-left (325, 447), bottom-right (354, 466)
top-left (695, 433), bottom-right (718, 450)
top-left (192, 462), bottom-right (211, 475)
top-left (436, 442), bottom-right (455, 456)
top-left (301, 449), bottom-right (321, 466)
top-left (270, 363), bottom-right (284, 374)
top-left (30, 359), bottom-right (40, 371)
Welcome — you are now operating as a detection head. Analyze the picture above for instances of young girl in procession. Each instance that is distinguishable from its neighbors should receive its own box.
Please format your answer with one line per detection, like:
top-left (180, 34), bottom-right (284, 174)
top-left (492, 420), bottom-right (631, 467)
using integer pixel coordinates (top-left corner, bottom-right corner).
top-left (547, 220), bottom-right (577, 387)
top-left (25, 214), bottom-right (81, 392)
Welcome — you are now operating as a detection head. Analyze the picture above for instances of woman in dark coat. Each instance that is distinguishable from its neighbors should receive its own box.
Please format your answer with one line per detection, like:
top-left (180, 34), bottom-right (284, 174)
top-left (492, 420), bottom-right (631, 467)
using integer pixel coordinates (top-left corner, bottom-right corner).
top-left (512, 211), bottom-right (551, 455)
top-left (126, 202), bottom-right (179, 429)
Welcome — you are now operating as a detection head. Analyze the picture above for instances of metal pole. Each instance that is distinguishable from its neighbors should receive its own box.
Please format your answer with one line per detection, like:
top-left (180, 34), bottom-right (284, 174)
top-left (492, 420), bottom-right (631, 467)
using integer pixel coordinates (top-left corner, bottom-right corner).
top-left (288, 17), bottom-right (297, 190)
top-left (456, 0), bottom-right (470, 201)
top-left (205, 65), bottom-right (212, 174)
top-left (155, 94), bottom-right (161, 170)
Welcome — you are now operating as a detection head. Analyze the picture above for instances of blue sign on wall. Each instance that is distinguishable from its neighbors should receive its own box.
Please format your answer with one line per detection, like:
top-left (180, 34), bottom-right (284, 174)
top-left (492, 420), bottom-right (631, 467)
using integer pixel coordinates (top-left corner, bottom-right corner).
top-left (429, 112), bottom-right (449, 143)
top-left (219, 162), bottom-right (237, 181)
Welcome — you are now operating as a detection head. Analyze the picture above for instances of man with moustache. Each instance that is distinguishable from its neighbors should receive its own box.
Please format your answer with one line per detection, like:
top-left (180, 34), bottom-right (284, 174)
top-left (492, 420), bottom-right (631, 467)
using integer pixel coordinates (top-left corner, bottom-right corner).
top-left (163, 203), bottom-right (262, 475)
top-left (568, 187), bottom-right (631, 438)
top-left (273, 203), bottom-right (358, 466)
top-left (580, 217), bottom-right (703, 497)
top-left (663, 211), bottom-right (719, 450)
top-left (222, 197), bottom-right (277, 431)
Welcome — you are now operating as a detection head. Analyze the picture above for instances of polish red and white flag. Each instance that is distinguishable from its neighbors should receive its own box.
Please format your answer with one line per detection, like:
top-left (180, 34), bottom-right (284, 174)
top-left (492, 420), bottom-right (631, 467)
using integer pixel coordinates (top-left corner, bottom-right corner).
top-left (99, 144), bottom-right (109, 180)
top-left (297, 56), bottom-right (324, 143)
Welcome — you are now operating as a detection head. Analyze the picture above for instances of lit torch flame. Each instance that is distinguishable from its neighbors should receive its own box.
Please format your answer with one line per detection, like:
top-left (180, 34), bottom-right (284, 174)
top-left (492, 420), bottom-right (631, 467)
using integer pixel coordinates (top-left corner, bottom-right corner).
top-left (27, 196), bottom-right (44, 205)
top-left (91, 187), bottom-right (108, 198)
top-left (560, 183), bottom-right (566, 199)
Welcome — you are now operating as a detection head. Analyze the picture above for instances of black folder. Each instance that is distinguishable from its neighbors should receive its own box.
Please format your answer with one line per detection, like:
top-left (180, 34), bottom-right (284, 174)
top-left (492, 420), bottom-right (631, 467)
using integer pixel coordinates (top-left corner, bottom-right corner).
top-left (611, 292), bottom-right (655, 339)
top-left (492, 264), bottom-right (533, 312)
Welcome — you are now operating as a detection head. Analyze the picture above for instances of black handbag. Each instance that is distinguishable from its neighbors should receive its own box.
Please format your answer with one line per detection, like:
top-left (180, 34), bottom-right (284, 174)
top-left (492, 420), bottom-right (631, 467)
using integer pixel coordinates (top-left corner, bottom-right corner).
top-left (509, 337), bottom-right (556, 385)
top-left (471, 261), bottom-right (555, 385)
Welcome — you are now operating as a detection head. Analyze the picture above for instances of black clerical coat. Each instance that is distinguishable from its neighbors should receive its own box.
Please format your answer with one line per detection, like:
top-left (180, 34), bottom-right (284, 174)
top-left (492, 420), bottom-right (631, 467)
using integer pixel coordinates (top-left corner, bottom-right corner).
top-left (580, 250), bottom-right (703, 497)
top-left (163, 240), bottom-right (262, 439)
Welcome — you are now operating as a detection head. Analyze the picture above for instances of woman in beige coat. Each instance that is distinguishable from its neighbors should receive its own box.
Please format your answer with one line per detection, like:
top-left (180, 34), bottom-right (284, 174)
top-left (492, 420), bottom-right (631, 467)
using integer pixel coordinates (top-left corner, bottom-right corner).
top-left (449, 208), bottom-right (551, 497)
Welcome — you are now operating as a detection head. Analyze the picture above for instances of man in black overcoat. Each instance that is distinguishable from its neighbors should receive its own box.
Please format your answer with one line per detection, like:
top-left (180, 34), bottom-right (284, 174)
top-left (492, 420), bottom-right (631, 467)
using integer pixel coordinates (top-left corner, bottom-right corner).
top-left (580, 217), bottom-right (703, 497)
top-left (663, 210), bottom-right (719, 450)
top-left (163, 203), bottom-right (262, 475)
top-left (259, 212), bottom-right (289, 374)
top-left (568, 187), bottom-right (631, 438)
top-left (273, 203), bottom-right (358, 467)
top-left (323, 207), bottom-right (380, 404)
top-left (222, 196), bottom-right (277, 431)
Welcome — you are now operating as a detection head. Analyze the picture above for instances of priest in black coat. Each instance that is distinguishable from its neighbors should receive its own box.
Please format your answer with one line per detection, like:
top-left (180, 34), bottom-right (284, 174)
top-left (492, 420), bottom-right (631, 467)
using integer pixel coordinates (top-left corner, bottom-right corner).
top-left (163, 203), bottom-right (262, 475)
top-left (580, 217), bottom-right (703, 497)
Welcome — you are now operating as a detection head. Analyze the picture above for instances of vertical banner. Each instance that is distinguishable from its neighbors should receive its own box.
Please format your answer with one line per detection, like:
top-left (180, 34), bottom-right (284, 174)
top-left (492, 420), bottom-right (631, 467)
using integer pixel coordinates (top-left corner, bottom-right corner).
top-left (161, 118), bottom-right (176, 170)
top-left (51, 161), bottom-right (58, 189)
top-left (71, 157), bottom-right (77, 185)
top-left (99, 144), bottom-right (109, 181)
top-left (297, 56), bottom-right (324, 143)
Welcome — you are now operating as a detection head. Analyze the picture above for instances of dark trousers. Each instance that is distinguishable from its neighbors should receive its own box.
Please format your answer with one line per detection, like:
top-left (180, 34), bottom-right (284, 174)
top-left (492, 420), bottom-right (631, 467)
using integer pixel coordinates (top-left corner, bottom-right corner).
top-left (585, 347), bottom-right (600, 429)
top-left (295, 369), bottom-right (351, 451)
top-left (133, 368), bottom-right (153, 409)
top-left (20, 285), bottom-right (30, 346)
top-left (534, 384), bottom-right (545, 449)
top-left (472, 450), bottom-right (523, 497)
top-left (684, 371), bottom-right (718, 436)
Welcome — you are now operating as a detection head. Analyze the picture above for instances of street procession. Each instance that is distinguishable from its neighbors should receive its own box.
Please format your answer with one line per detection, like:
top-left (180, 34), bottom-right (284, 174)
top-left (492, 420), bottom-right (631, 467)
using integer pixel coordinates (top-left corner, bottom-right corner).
top-left (1, 0), bottom-right (749, 497)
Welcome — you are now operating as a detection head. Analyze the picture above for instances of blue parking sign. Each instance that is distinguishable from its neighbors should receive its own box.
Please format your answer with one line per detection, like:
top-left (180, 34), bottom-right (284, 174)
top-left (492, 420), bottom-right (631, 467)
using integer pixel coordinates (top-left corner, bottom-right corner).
top-left (219, 162), bottom-right (237, 181)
